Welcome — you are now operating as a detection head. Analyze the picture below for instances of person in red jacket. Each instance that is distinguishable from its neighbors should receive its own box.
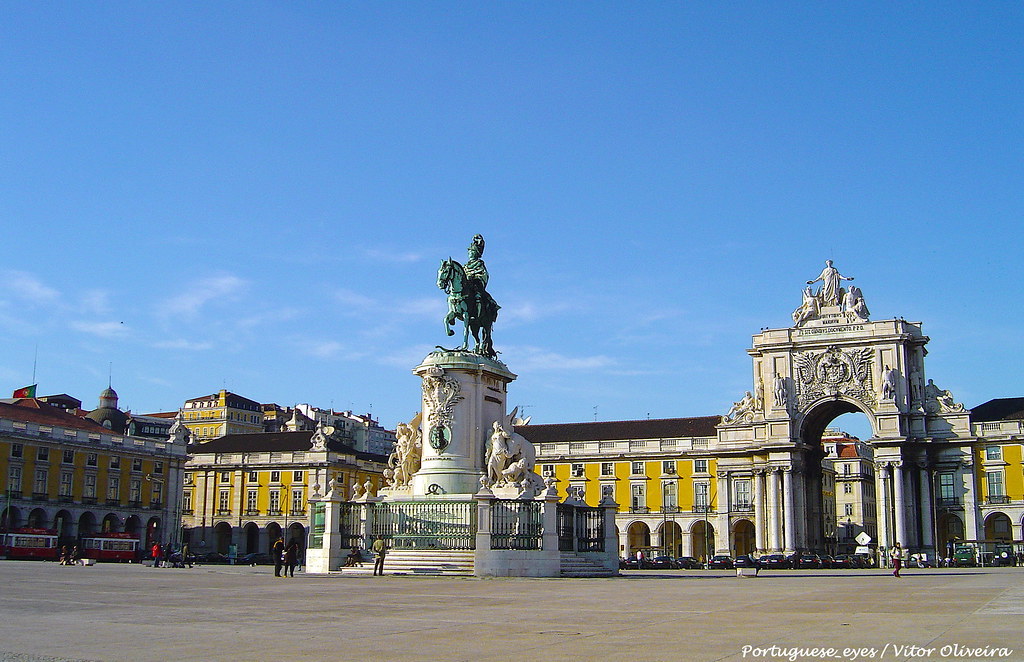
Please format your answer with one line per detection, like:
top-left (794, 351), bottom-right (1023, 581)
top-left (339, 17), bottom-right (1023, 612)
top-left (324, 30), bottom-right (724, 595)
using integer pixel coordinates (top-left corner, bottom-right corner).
top-left (151, 542), bottom-right (162, 568)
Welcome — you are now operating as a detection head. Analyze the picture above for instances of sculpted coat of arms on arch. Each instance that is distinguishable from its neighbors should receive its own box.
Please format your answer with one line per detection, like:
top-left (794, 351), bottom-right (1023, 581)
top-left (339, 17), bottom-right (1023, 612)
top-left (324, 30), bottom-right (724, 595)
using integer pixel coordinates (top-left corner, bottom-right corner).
top-left (794, 345), bottom-right (876, 409)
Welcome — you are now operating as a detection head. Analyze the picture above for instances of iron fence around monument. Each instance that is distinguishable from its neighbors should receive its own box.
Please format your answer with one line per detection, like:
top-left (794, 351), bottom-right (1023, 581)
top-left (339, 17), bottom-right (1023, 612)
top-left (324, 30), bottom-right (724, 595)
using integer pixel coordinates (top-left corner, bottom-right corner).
top-left (557, 503), bottom-right (575, 551)
top-left (338, 502), bottom-right (366, 549)
top-left (370, 501), bottom-right (477, 550)
top-left (557, 503), bottom-right (606, 552)
top-left (575, 506), bottom-right (605, 552)
top-left (491, 500), bottom-right (543, 550)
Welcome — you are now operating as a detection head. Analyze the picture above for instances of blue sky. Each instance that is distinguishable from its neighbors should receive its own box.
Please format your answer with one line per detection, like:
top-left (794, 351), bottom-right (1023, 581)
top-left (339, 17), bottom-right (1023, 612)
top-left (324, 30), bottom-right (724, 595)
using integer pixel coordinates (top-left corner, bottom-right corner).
top-left (1, 3), bottom-right (1021, 438)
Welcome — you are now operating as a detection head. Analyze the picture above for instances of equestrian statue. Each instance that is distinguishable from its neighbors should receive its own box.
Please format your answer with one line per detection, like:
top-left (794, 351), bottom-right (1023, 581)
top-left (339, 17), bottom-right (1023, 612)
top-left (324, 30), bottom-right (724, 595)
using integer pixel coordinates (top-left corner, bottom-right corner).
top-left (437, 234), bottom-right (500, 358)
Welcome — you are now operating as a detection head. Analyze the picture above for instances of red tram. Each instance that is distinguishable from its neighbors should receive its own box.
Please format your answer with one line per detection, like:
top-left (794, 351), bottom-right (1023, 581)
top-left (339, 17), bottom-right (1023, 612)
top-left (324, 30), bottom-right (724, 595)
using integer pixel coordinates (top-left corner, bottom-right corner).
top-left (80, 532), bottom-right (140, 562)
top-left (0, 528), bottom-right (60, 560)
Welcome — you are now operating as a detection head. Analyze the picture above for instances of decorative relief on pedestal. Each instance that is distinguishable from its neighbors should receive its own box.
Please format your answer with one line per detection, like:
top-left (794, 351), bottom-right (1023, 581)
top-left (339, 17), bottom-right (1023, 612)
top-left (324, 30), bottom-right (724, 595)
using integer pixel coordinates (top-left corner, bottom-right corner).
top-left (422, 366), bottom-right (464, 452)
top-left (794, 345), bottom-right (875, 409)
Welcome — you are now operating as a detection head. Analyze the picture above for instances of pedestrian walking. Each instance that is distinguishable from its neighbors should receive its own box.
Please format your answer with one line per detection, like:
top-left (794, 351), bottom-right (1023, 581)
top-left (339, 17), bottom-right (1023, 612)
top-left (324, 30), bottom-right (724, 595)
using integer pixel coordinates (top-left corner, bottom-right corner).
top-left (272, 537), bottom-right (285, 577)
top-left (182, 543), bottom-right (192, 568)
top-left (372, 538), bottom-right (388, 576)
top-left (284, 539), bottom-right (299, 578)
top-left (151, 542), bottom-right (162, 568)
top-left (892, 542), bottom-right (903, 578)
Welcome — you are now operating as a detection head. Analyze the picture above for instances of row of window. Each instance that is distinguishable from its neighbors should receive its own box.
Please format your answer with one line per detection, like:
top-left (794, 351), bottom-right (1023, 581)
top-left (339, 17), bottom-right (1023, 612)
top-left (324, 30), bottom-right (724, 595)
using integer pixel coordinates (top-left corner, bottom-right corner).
top-left (9, 444), bottom-right (162, 473)
top-left (184, 470), bottom-right (304, 485)
top-left (7, 466), bottom-right (163, 503)
top-left (184, 488), bottom-right (305, 516)
top-left (557, 459), bottom-right (710, 479)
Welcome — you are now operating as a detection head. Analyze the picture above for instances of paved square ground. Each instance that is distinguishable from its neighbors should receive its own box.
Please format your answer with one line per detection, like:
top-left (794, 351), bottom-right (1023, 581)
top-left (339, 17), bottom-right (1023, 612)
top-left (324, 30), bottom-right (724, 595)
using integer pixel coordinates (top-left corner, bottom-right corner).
top-left (0, 561), bottom-right (1021, 662)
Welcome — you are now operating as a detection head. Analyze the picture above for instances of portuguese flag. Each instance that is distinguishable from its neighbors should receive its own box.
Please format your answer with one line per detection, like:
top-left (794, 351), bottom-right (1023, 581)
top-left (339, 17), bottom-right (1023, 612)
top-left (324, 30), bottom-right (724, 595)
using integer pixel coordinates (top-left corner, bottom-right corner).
top-left (12, 384), bottom-right (37, 398)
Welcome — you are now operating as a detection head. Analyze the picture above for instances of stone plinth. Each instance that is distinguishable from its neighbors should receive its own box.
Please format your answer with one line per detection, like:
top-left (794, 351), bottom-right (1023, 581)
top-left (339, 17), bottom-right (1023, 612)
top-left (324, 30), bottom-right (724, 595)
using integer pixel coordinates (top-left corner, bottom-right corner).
top-left (411, 351), bottom-right (516, 497)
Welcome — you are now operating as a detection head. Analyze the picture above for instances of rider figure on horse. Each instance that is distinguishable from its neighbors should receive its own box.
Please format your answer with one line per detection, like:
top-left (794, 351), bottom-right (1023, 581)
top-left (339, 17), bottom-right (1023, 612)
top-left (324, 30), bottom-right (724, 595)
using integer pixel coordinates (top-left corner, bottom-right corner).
top-left (464, 234), bottom-right (490, 321)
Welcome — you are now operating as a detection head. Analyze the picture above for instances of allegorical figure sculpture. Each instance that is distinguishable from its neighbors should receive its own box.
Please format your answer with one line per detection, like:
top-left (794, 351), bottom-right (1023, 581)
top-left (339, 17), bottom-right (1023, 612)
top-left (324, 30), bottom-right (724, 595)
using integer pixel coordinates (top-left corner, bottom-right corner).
top-left (437, 234), bottom-right (501, 358)
top-left (721, 391), bottom-right (758, 425)
top-left (842, 285), bottom-right (870, 321)
top-left (924, 379), bottom-right (966, 413)
top-left (481, 408), bottom-right (545, 496)
top-left (880, 365), bottom-right (897, 401)
top-left (383, 412), bottom-right (423, 489)
top-left (807, 259), bottom-right (854, 307)
top-left (773, 373), bottom-right (788, 409)
top-left (792, 285), bottom-right (820, 326)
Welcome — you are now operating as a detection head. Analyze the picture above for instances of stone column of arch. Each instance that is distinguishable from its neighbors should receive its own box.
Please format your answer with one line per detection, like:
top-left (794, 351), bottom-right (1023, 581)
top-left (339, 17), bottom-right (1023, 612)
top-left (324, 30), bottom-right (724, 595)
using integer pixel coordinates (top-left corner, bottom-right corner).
top-left (793, 467), bottom-right (807, 551)
top-left (893, 461), bottom-right (907, 548)
top-left (753, 469), bottom-right (766, 554)
top-left (874, 462), bottom-right (891, 550)
top-left (918, 462), bottom-right (934, 553)
top-left (716, 472), bottom-right (730, 555)
top-left (782, 468), bottom-right (796, 553)
top-left (769, 469), bottom-right (783, 552)
top-left (961, 458), bottom-right (979, 541)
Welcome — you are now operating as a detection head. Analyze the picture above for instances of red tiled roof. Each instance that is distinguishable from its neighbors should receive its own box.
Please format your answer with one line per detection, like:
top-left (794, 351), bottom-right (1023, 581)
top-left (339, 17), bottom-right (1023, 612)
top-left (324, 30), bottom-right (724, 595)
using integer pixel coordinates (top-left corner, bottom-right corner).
top-left (516, 416), bottom-right (721, 444)
top-left (837, 443), bottom-right (861, 458)
top-left (0, 400), bottom-right (106, 432)
top-left (141, 411), bottom-right (178, 419)
top-left (190, 431), bottom-right (388, 463)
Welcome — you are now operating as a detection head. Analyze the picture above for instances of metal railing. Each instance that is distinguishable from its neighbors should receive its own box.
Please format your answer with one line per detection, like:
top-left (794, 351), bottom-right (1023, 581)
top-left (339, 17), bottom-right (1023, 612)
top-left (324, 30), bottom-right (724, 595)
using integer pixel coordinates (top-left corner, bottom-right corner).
top-left (557, 503), bottom-right (605, 552)
top-left (370, 501), bottom-right (476, 550)
top-left (338, 502), bottom-right (366, 550)
top-left (574, 505), bottom-right (605, 552)
top-left (986, 495), bottom-right (1010, 505)
top-left (491, 500), bottom-right (542, 550)
top-left (557, 503), bottom-right (575, 551)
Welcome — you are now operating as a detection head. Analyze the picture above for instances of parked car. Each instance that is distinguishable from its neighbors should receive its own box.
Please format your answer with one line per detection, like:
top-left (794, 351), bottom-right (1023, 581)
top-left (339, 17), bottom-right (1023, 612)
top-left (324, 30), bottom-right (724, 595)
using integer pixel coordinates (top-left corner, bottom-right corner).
top-left (819, 555), bottom-right (835, 569)
top-left (707, 555), bottom-right (734, 570)
top-left (734, 555), bottom-right (758, 568)
top-left (831, 554), bottom-right (856, 569)
top-left (619, 557), bottom-right (639, 570)
top-left (240, 552), bottom-right (274, 566)
top-left (760, 554), bottom-right (792, 569)
top-left (647, 556), bottom-right (678, 569)
top-left (201, 552), bottom-right (230, 564)
top-left (674, 556), bottom-right (703, 569)
top-left (796, 554), bottom-right (822, 569)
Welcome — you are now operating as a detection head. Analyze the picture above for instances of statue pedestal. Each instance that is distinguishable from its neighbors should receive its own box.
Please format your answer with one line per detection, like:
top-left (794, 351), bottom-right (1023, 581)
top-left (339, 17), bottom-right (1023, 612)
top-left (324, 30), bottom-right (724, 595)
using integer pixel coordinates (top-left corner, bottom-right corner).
top-left (411, 351), bottom-right (516, 497)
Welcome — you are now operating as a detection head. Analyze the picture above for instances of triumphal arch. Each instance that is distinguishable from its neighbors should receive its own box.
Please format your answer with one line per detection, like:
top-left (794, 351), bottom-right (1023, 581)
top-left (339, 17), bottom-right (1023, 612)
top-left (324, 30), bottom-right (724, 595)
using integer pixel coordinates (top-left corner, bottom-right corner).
top-left (716, 260), bottom-right (973, 556)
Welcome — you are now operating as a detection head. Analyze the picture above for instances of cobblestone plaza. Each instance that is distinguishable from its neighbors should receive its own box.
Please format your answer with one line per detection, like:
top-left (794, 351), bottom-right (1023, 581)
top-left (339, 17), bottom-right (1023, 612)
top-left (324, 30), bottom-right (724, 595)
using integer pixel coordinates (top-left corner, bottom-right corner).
top-left (1, 562), bottom-right (1021, 662)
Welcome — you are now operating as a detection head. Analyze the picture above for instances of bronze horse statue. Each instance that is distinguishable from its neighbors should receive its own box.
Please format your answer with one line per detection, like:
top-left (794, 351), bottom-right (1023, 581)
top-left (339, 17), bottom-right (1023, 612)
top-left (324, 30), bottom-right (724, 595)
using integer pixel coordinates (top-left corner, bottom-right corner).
top-left (437, 257), bottom-right (499, 358)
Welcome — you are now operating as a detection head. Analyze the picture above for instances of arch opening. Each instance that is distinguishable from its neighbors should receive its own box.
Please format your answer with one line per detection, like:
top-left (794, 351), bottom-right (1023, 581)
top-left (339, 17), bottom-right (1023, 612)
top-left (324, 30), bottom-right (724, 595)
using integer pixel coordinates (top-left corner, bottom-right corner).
top-left (799, 401), bottom-right (876, 554)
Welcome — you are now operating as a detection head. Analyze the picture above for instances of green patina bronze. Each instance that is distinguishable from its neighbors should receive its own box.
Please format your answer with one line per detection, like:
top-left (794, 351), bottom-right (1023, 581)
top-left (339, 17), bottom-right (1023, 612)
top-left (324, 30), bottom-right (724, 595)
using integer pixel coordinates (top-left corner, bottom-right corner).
top-left (436, 234), bottom-right (500, 358)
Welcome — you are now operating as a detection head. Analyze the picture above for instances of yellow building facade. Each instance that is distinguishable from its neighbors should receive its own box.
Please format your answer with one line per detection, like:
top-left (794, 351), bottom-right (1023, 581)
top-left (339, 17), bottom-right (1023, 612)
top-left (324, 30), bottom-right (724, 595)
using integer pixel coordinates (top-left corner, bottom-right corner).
top-left (181, 390), bottom-right (263, 441)
top-left (182, 428), bottom-right (389, 557)
top-left (1, 395), bottom-right (188, 550)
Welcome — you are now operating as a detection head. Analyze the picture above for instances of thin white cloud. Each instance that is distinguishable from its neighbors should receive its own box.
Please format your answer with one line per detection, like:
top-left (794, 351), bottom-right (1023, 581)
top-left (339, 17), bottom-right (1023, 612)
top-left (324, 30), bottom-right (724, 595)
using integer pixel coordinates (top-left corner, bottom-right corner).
top-left (1, 270), bottom-right (61, 303)
top-left (501, 345), bottom-right (616, 372)
top-left (153, 339), bottom-right (214, 351)
top-left (361, 248), bottom-right (424, 264)
top-left (162, 275), bottom-right (247, 317)
top-left (80, 290), bottom-right (112, 316)
top-left (71, 320), bottom-right (129, 339)
top-left (306, 340), bottom-right (345, 359)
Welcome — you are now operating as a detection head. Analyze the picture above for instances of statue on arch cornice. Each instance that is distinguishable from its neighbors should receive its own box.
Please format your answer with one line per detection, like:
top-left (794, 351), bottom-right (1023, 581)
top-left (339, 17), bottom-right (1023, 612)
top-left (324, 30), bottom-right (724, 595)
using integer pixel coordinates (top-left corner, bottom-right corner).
top-left (807, 259), bottom-right (854, 307)
top-left (923, 379), bottom-right (966, 414)
top-left (721, 391), bottom-right (758, 426)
